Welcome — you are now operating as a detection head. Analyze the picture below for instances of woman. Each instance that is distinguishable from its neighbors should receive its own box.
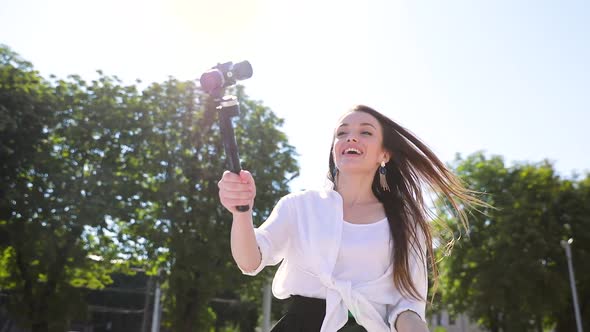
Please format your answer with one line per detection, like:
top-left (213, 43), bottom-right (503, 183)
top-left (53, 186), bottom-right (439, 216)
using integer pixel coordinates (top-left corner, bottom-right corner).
top-left (218, 105), bottom-right (485, 331)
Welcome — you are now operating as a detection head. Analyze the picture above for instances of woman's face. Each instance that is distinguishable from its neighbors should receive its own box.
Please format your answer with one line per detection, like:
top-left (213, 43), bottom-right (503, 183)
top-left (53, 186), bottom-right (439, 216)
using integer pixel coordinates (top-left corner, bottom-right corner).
top-left (332, 111), bottom-right (389, 175)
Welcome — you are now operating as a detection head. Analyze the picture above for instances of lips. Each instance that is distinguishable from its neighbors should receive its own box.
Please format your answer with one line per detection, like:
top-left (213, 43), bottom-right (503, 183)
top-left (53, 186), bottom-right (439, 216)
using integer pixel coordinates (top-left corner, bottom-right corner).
top-left (342, 147), bottom-right (363, 155)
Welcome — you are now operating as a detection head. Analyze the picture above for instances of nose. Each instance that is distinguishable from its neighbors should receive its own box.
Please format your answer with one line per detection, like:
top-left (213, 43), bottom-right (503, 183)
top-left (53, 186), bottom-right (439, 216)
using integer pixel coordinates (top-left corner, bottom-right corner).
top-left (346, 136), bottom-right (358, 142)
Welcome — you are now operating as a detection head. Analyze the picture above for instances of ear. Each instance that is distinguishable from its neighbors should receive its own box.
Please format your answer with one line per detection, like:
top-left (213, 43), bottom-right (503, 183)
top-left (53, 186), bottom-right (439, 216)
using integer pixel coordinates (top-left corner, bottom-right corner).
top-left (382, 151), bottom-right (391, 163)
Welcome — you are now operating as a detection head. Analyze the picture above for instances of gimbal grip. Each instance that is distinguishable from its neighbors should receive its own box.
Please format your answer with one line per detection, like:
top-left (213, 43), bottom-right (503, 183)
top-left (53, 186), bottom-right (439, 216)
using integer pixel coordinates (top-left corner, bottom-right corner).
top-left (218, 101), bottom-right (250, 213)
top-left (229, 163), bottom-right (249, 212)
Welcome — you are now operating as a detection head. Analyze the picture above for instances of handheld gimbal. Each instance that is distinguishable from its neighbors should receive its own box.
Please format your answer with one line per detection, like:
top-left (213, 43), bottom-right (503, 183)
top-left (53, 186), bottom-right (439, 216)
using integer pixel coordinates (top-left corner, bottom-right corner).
top-left (200, 61), bottom-right (253, 212)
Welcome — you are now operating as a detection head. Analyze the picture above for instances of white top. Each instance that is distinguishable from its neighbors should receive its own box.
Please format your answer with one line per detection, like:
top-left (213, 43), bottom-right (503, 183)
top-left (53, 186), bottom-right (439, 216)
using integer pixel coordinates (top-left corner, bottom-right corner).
top-left (333, 218), bottom-right (392, 284)
top-left (240, 188), bottom-right (427, 332)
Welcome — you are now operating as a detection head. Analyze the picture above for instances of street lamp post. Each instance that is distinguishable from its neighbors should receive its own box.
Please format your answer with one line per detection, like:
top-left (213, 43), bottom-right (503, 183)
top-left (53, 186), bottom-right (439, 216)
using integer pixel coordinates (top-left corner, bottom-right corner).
top-left (560, 238), bottom-right (583, 332)
top-left (151, 269), bottom-right (162, 332)
top-left (262, 280), bottom-right (272, 332)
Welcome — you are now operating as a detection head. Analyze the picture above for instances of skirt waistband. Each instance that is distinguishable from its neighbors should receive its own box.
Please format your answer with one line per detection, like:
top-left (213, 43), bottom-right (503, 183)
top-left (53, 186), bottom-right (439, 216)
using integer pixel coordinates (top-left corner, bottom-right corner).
top-left (282, 295), bottom-right (366, 331)
top-left (287, 295), bottom-right (327, 316)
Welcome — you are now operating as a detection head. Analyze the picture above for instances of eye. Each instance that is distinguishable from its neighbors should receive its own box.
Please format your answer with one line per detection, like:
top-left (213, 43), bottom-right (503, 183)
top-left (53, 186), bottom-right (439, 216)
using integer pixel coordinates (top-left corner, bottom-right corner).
top-left (336, 131), bottom-right (347, 137)
top-left (361, 131), bottom-right (373, 136)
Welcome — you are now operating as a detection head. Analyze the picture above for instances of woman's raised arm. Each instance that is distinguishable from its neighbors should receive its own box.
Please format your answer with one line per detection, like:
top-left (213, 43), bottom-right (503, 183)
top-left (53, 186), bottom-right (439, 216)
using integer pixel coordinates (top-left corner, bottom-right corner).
top-left (218, 170), bottom-right (260, 273)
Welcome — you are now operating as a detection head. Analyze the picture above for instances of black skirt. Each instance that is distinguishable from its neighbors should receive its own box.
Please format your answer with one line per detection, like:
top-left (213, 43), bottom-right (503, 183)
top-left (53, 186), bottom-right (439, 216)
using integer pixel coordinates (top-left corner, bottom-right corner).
top-left (270, 295), bottom-right (367, 332)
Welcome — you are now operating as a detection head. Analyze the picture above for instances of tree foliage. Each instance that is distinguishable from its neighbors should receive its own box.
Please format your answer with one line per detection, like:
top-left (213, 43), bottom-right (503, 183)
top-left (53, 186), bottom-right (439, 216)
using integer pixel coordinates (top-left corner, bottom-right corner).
top-left (0, 45), bottom-right (137, 331)
top-left (0, 45), bottom-right (299, 331)
top-left (437, 151), bottom-right (589, 332)
top-left (120, 80), bottom-right (298, 331)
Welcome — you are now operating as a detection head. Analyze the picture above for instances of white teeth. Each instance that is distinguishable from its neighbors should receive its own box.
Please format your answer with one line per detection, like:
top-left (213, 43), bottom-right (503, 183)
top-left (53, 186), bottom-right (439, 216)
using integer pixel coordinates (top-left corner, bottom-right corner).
top-left (343, 148), bottom-right (362, 155)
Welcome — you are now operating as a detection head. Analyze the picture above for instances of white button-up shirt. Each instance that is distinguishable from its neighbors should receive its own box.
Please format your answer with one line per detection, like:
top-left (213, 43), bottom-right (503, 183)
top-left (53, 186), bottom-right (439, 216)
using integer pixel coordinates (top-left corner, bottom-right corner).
top-left (240, 188), bottom-right (427, 332)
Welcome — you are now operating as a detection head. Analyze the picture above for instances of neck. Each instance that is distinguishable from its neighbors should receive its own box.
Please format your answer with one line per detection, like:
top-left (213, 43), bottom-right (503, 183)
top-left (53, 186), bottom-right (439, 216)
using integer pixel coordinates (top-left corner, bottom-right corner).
top-left (335, 171), bottom-right (378, 207)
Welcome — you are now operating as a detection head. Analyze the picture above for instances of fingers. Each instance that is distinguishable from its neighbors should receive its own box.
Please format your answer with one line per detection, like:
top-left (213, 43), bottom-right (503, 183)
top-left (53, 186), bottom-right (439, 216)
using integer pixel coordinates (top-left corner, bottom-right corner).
top-left (218, 170), bottom-right (256, 213)
top-left (220, 198), bottom-right (252, 209)
top-left (219, 188), bottom-right (253, 211)
top-left (219, 181), bottom-right (251, 192)
top-left (218, 172), bottom-right (253, 192)
top-left (239, 170), bottom-right (255, 185)
top-left (221, 190), bottom-right (253, 200)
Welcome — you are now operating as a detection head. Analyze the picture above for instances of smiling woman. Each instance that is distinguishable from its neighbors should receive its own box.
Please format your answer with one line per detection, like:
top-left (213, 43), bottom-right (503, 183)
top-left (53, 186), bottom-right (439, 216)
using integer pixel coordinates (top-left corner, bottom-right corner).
top-left (218, 104), bottom-right (490, 331)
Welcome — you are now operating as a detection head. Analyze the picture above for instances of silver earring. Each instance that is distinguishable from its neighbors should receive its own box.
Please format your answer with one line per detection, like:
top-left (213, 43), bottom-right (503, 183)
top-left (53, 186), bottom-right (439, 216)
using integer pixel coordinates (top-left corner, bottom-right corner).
top-left (379, 161), bottom-right (390, 192)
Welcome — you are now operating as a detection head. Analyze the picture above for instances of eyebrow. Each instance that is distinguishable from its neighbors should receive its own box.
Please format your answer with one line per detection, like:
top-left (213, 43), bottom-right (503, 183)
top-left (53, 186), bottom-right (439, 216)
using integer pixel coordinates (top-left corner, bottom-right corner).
top-left (337, 122), bottom-right (377, 129)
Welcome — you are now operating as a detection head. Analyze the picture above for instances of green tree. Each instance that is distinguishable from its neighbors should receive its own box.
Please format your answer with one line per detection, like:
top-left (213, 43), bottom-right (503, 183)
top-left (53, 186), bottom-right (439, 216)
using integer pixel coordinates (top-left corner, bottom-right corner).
top-left (0, 46), bottom-right (139, 332)
top-left (0, 44), bottom-right (63, 331)
top-left (1, 45), bottom-right (299, 332)
top-left (437, 151), bottom-right (589, 332)
top-left (553, 174), bottom-right (590, 331)
top-left (119, 80), bottom-right (298, 331)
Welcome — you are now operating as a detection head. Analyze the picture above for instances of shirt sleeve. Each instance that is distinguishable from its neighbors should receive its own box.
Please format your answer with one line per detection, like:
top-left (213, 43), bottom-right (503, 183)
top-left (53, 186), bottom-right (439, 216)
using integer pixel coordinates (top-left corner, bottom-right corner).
top-left (239, 195), bottom-right (293, 276)
top-left (387, 229), bottom-right (428, 332)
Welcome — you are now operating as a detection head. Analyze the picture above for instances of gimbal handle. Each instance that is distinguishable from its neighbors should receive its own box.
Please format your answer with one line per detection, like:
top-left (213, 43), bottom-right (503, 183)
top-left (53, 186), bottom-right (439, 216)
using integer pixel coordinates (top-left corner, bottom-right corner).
top-left (217, 96), bottom-right (249, 212)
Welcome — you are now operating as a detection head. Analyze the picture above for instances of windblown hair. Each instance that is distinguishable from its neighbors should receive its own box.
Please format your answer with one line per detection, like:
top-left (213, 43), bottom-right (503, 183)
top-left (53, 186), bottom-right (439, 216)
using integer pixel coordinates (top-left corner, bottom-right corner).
top-left (328, 105), bottom-right (488, 302)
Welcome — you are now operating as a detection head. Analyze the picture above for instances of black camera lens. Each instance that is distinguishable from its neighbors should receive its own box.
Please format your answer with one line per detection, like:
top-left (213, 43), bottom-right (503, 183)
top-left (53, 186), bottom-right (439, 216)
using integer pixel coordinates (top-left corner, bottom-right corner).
top-left (231, 61), bottom-right (253, 81)
top-left (199, 61), bottom-right (252, 96)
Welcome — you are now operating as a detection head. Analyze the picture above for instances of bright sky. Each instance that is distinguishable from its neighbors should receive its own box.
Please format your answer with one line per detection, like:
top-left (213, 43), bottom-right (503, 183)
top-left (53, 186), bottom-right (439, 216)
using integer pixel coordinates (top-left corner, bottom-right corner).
top-left (1, 0), bottom-right (588, 191)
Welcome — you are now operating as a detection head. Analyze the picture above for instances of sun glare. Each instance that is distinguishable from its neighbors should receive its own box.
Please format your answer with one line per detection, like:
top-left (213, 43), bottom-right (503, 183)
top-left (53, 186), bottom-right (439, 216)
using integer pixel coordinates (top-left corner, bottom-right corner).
top-left (165, 0), bottom-right (261, 39)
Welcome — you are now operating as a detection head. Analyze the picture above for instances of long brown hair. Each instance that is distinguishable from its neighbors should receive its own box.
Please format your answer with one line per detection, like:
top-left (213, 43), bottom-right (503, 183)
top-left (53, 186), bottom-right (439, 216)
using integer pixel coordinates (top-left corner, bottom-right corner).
top-left (328, 105), bottom-right (488, 301)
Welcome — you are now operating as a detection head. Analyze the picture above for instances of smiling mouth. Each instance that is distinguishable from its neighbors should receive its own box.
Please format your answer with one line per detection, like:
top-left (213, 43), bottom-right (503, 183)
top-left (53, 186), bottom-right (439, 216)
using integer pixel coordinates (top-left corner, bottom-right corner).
top-left (342, 148), bottom-right (363, 155)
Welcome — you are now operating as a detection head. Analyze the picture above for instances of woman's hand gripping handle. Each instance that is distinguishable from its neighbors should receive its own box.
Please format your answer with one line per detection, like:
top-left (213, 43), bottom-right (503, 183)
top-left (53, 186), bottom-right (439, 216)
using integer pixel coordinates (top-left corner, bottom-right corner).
top-left (218, 170), bottom-right (261, 272)
top-left (218, 170), bottom-right (256, 214)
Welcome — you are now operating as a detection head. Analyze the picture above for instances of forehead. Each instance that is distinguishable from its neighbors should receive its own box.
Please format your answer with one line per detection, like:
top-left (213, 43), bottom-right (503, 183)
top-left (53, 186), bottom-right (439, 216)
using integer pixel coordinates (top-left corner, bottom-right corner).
top-left (336, 111), bottom-right (380, 128)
